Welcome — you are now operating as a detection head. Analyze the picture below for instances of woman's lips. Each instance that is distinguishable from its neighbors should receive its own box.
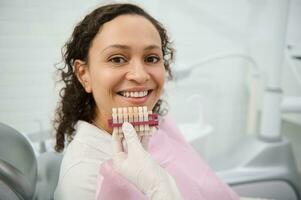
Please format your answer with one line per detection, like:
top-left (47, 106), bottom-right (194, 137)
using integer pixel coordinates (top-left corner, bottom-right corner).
top-left (122, 95), bottom-right (149, 104)
top-left (117, 90), bottom-right (152, 105)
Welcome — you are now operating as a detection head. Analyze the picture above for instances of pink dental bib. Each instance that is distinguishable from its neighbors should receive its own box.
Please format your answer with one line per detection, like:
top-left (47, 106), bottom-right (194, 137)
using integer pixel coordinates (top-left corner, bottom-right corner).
top-left (96, 117), bottom-right (239, 200)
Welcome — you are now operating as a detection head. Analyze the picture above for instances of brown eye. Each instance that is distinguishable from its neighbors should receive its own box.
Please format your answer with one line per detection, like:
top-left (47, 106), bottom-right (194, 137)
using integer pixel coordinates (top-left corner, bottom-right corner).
top-left (109, 56), bottom-right (127, 64)
top-left (145, 55), bottom-right (160, 64)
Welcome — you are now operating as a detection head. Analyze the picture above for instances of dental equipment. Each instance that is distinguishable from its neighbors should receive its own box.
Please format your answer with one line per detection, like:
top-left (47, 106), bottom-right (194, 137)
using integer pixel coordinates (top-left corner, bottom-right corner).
top-left (108, 106), bottom-right (159, 137)
top-left (175, 51), bottom-right (261, 135)
top-left (0, 123), bottom-right (37, 200)
top-left (174, 0), bottom-right (301, 199)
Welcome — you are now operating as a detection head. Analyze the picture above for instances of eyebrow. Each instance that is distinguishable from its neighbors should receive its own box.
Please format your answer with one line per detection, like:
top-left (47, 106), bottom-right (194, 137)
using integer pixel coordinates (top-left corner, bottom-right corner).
top-left (144, 45), bottom-right (161, 51)
top-left (102, 44), bottom-right (161, 52)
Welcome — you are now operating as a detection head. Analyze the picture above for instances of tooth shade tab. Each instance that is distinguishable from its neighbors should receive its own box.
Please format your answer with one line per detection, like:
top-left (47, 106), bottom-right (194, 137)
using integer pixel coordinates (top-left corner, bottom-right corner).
top-left (108, 106), bottom-right (158, 137)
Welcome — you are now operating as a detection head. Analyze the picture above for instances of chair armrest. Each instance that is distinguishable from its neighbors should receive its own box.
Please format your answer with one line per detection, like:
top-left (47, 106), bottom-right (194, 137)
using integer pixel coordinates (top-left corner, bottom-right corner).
top-left (0, 159), bottom-right (35, 200)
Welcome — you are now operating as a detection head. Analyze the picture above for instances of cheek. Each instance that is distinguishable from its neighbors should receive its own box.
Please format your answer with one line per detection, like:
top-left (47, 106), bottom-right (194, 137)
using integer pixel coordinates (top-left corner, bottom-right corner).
top-left (149, 66), bottom-right (165, 101)
top-left (92, 69), bottom-right (118, 88)
top-left (90, 71), bottom-right (115, 101)
top-left (154, 67), bottom-right (166, 89)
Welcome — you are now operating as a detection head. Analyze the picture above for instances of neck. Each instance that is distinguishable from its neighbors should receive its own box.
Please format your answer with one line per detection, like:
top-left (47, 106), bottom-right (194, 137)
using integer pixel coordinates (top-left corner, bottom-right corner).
top-left (92, 118), bottom-right (112, 134)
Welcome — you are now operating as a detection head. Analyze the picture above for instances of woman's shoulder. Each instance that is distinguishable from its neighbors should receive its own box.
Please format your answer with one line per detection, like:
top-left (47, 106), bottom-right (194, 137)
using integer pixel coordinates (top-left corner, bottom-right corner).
top-left (58, 142), bottom-right (104, 179)
top-left (54, 158), bottom-right (102, 200)
top-left (57, 120), bottom-right (113, 184)
top-left (54, 139), bottom-right (109, 200)
top-left (59, 135), bottom-right (111, 174)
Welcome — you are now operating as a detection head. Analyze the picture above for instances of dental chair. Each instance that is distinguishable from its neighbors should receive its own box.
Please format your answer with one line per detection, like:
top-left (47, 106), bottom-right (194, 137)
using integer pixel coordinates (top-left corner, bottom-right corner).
top-left (0, 122), bottom-right (63, 200)
top-left (34, 151), bottom-right (62, 200)
top-left (0, 122), bottom-right (37, 200)
top-left (0, 122), bottom-right (285, 200)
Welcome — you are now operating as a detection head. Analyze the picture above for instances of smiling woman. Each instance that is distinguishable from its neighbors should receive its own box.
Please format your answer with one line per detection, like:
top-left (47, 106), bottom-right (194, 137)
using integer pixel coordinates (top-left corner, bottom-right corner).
top-left (74, 14), bottom-right (166, 133)
top-left (53, 3), bottom-right (239, 200)
top-left (54, 4), bottom-right (173, 153)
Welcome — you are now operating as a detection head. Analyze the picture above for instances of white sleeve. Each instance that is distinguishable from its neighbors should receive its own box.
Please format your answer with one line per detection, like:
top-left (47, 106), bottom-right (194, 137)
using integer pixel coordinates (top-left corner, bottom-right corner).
top-left (54, 161), bottom-right (100, 200)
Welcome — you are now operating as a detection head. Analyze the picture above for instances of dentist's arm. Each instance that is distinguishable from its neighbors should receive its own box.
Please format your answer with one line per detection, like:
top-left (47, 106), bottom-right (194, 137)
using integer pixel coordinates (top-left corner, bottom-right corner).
top-left (112, 122), bottom-right (183, 200)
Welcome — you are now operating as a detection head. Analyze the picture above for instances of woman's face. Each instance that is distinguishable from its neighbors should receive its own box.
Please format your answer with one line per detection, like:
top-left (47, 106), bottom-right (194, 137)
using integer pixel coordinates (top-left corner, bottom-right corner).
top-left (75, 14), bottom-right (165, 133)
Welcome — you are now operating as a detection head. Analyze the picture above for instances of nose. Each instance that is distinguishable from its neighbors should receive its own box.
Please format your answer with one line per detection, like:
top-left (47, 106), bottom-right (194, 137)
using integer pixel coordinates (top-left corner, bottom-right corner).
top-left (126, 61), bottom-right (150, 84)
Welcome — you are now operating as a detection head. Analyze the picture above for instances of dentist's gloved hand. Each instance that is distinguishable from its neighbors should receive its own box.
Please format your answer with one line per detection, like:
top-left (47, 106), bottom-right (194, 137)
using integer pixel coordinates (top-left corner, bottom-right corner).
top-left (112, 122), bottom-right (183, 200)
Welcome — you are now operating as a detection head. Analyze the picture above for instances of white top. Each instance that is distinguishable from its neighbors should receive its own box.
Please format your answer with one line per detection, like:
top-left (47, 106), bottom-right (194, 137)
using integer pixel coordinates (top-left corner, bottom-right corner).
top-left (54, 120), bottom-right (113, 200)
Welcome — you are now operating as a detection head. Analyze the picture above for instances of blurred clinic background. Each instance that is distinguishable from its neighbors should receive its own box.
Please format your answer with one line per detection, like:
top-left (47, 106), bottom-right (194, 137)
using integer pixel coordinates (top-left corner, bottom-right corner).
top-left (0, 0), bottom-right (300, 199)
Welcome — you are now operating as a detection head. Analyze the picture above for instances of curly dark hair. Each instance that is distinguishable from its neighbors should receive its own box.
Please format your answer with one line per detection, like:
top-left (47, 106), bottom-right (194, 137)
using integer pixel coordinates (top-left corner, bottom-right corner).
top-left (54, 3), bottom-right (174, 152)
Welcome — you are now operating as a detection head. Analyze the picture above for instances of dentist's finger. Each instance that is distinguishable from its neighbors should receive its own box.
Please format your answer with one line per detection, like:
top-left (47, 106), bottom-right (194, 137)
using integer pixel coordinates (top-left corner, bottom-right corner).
top-left (141, 134), bottom-right (150, 151)
top-left (112, 129), bottom-right (123, 154)
top-left (122, 122), bottom-right (143, 153)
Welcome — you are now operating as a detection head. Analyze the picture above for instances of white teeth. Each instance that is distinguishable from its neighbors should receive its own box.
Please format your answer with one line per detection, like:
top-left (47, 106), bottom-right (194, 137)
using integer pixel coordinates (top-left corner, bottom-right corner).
top-left (120, 90), bottom-right (148, 98)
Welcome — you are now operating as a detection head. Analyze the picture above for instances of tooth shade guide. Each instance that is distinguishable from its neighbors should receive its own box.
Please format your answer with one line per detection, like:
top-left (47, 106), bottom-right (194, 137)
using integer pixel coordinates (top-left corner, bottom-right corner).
top-left (144, 107), bottom-right (150, 133)
top-left (117, 107), bottom-right (123, 134)
top-left (123, 107), bottom-right (128, 123)
top-left (108, 114), bottom-right (158, 127)
top-left (111, 108), bottom-right (118, 135)
top-left (108, 106), bottom-right (158, 135)
top-left (133, 107), bottom-right (139, 132)
top-left (128, 107), bottom-right (134, 123)
top-left (138, 107), bottom-right (144, 132)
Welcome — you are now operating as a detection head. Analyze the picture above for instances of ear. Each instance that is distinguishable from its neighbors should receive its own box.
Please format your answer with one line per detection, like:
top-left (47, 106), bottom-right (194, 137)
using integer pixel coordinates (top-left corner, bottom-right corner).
top-left (74, 59), bottom-right (92, 93)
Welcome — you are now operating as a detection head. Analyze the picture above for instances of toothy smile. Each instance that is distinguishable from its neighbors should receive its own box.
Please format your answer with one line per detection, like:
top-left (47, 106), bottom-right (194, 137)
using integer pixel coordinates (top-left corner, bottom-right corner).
top-left (118, 90), bottom-right (150, 98)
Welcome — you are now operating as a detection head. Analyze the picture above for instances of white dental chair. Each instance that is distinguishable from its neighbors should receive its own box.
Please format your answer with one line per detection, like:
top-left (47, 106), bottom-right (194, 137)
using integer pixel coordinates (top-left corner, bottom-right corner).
top-left (0, 121), bottom-right (279, 200)
top-left (0, 122), bottom-right (63, 200)
top-left (34, 151), bottom-right (62, 200)
top-left (0, 122), bottom-right (37, 200)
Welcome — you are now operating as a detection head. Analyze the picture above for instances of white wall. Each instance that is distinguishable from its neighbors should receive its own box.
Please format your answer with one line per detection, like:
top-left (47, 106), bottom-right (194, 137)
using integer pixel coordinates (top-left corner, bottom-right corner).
top-left (0, 0), bottom-right (103, 134)
top-left (0, 0), bottom-right (300, 158)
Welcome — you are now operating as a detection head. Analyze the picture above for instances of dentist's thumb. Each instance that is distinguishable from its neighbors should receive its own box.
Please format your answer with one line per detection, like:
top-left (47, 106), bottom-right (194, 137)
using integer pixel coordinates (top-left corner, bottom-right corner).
top-left (122, 122), bottom-right (143, 153)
